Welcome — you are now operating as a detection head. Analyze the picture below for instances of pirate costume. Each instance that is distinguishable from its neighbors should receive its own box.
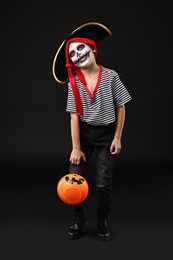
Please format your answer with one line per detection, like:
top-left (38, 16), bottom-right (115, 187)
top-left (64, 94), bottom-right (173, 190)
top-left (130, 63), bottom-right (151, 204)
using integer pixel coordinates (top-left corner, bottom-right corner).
top-left (52, 22), bottom-right (132, 240)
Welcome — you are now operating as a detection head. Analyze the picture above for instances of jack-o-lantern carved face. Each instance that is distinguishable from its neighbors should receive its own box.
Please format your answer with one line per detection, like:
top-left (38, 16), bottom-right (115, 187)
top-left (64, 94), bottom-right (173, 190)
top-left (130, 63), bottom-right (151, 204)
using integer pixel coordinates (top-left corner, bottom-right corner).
top-left (57, 174), bottom-right (89, 205)
top-left (65, 175), bottom-right (84, 185)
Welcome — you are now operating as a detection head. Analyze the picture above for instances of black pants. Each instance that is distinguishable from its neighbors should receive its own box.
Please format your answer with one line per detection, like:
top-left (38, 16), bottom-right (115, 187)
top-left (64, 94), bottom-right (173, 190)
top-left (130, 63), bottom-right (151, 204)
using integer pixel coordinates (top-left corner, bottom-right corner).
top-left (69, 121), bottom-right (116, 221)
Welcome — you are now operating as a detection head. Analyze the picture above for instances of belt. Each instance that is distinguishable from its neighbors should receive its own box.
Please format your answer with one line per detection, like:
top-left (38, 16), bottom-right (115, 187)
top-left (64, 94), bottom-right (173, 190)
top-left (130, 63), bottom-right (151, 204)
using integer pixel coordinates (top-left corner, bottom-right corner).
top-left (80, 121), bottom-right (115, 127)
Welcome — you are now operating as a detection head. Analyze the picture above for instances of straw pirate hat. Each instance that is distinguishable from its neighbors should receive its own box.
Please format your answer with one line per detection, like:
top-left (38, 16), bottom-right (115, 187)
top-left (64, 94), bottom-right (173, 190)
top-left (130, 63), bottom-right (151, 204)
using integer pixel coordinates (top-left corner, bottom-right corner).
top-left (52, 22), bottom-right (112, 84)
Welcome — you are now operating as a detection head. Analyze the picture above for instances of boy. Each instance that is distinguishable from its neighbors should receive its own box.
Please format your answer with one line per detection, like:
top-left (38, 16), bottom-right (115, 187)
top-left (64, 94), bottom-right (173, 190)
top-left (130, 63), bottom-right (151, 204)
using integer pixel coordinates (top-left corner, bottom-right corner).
top-left (52, 22), bottom-right (132, 240)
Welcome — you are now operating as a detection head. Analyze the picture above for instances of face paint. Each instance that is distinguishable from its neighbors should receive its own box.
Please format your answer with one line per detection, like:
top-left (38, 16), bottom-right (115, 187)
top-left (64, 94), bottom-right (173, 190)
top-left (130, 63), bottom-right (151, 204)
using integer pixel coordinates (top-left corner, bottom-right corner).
top-left (69, 42), bottom-right (95, 68)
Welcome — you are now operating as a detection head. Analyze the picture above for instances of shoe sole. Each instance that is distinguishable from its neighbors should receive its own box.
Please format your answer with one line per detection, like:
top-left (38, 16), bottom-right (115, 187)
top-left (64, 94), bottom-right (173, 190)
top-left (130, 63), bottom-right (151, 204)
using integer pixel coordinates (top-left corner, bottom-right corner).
top-left (98, 235), bottom-right (113, 241)
top-left (68, 233), bottom-right (83, 240)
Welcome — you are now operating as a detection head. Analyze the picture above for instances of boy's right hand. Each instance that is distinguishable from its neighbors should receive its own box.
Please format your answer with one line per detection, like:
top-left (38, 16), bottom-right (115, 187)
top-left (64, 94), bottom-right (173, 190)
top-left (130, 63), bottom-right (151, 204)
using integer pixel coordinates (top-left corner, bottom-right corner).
top-left (70, 148), bottom-right (86, 165)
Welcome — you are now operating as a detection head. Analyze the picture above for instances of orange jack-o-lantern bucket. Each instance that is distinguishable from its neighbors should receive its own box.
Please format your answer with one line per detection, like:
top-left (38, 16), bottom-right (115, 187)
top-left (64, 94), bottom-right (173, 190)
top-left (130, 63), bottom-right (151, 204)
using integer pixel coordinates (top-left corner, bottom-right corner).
top-left (57, 173), bottom-right (89, 205)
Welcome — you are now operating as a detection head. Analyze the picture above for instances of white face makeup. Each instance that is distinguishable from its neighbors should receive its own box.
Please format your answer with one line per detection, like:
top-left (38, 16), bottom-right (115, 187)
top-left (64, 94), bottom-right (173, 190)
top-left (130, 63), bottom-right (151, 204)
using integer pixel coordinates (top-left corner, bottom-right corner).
top-left (69, 42), bottom-right (95, 68)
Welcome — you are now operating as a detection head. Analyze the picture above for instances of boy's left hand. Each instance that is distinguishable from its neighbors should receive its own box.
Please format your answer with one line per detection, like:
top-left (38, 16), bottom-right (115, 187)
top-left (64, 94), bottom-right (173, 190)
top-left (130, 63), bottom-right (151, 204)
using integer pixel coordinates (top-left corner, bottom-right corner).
top-left (110, 138), bottom-right (121, 155)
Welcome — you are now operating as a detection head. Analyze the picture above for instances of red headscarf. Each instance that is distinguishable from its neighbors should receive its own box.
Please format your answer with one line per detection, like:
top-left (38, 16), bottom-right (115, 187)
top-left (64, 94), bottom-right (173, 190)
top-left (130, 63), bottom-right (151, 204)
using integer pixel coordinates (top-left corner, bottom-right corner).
top-left (65, 38), bottom-right (98, 116)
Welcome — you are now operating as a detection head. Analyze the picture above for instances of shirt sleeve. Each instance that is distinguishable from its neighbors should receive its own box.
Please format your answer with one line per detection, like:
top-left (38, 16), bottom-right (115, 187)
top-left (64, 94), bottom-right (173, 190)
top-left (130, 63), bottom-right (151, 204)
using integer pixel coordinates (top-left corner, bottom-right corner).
top-left (112, 73), bottom-right (132, 107)
top-left (66, 83), bottom-right (77, 113)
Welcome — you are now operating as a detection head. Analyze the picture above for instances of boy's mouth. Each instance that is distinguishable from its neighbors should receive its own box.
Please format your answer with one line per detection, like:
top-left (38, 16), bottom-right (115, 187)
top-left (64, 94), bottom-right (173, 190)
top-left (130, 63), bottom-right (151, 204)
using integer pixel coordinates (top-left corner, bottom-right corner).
top-left (74, 50), bottom-right (91, 65)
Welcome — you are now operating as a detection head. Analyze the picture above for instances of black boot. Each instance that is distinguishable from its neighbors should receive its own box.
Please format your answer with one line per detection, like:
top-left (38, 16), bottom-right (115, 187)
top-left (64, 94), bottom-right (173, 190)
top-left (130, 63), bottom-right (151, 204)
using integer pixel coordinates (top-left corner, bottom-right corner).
top-left (68, 216), bottom-right (87, 239)
top-left (97, 219), bottom-right (113, 241)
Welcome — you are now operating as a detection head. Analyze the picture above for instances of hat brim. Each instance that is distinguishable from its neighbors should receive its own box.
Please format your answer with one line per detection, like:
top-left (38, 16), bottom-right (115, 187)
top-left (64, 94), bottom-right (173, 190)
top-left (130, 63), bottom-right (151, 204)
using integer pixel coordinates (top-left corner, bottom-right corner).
top-left (52, 22), bottom-right (112, 84)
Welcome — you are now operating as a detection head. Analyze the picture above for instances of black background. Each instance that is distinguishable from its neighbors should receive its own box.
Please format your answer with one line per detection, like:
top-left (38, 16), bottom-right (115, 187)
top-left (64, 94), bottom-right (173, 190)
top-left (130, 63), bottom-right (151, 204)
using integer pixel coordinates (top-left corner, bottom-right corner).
top-left (1, 1), bottom-right (173, 259)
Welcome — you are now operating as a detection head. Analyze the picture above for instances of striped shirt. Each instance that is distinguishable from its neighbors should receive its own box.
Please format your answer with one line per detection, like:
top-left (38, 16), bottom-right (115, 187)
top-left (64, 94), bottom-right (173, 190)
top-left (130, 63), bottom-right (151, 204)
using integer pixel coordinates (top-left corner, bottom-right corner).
top-left (66, 66), bottom-right (132, 125)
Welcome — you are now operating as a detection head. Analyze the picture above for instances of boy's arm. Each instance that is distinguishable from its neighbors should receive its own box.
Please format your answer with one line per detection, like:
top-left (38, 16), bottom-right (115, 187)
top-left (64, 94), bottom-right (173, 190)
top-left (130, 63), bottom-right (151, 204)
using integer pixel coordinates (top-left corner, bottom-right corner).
top-left (69, 113), bottom-right (86, 165)
top-left (110, 104), bottom-right (125, 155)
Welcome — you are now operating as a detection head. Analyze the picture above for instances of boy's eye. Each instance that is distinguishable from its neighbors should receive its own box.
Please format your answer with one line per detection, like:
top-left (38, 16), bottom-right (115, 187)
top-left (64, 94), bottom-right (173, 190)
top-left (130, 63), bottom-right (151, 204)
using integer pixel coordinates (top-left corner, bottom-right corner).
top-left (69, 50), bottom-right (75, 58)
top-left (69, 44), bottom-right (85, 58)
top-left (77, 44), bottom-right (85, 51)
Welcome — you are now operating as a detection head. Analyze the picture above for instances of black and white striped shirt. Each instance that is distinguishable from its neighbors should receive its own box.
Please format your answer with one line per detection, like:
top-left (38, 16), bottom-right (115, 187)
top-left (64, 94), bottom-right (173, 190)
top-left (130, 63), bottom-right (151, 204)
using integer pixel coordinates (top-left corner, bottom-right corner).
top-left (66, 66), bottom-right (132, 125)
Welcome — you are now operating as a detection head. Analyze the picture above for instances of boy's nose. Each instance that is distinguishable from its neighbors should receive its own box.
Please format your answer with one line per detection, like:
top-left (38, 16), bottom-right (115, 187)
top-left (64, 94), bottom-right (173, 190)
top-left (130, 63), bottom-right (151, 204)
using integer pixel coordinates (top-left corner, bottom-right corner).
top-left (77, 52), bottom-right (82, 57)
